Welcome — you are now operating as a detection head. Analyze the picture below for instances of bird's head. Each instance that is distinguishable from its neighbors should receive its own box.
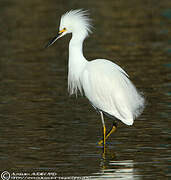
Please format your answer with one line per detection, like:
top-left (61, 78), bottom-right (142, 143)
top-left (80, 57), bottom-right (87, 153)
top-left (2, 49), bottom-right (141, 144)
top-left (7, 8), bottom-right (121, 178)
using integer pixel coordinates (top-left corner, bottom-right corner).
top-left (45, 9), bottom-right (92, 48)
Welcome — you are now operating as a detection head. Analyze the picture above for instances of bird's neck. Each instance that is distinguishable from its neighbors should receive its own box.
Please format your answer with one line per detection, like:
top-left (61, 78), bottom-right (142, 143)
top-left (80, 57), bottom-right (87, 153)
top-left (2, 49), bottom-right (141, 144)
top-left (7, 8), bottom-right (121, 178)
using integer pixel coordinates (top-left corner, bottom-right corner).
top-left (69, 34), bottom-right (87, 62)
top-left (68, 34), bottom-right (88, 95)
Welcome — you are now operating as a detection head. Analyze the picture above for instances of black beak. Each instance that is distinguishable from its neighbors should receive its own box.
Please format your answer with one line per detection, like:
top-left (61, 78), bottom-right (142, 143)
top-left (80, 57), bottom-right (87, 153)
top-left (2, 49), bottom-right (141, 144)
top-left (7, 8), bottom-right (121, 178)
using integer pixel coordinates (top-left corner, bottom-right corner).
top-left (45, 34), bottom-right (60, 48)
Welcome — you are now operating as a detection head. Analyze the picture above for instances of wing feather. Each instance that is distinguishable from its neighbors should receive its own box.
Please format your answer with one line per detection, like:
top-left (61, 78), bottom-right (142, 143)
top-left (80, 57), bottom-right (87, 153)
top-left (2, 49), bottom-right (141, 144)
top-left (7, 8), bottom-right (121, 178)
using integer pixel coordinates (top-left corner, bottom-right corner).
top-left (81, 59), bottom-right (144, 125)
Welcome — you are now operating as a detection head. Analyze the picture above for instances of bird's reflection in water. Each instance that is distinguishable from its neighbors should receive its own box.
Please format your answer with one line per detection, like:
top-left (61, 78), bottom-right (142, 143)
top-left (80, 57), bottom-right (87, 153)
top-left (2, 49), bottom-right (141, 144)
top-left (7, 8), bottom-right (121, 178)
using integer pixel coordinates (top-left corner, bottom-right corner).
top-left (92, 148), bottom-right (141, 180)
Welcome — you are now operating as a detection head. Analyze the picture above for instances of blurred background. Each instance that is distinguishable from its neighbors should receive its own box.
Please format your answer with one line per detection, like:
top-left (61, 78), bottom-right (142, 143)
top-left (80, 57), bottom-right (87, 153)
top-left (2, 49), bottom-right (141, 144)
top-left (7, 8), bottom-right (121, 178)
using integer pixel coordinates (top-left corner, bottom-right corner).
top-left (0, 0), bottom-right (170, 179)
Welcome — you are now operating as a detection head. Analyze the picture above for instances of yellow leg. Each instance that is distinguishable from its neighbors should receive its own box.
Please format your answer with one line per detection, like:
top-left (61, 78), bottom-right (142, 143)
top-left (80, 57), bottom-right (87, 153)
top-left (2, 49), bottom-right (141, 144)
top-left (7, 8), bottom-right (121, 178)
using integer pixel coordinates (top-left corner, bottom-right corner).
top-left (98, 122), bottom-right (117, 145)
top-left (105, 124), bottom-right (117, 140)
top-left (103, 125), bottom-right (106, 146)
top-left (103, 125), bottom-right (106, 157)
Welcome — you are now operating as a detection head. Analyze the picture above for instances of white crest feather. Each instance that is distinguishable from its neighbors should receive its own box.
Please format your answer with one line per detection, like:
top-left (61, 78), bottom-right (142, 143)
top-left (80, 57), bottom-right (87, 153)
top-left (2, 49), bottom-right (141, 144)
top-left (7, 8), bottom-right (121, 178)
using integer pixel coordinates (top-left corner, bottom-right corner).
top-left (60, 9), bottom-right (92, 38)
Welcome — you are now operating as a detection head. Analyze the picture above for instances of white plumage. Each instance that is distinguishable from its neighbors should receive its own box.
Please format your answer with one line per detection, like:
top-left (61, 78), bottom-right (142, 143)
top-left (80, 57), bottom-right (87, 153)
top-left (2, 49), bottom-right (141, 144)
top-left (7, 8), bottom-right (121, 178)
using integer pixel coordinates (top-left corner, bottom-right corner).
top-left (81, 59), bottom-right (144, 125)
top-left (46, 9), bottom-right (145, 135)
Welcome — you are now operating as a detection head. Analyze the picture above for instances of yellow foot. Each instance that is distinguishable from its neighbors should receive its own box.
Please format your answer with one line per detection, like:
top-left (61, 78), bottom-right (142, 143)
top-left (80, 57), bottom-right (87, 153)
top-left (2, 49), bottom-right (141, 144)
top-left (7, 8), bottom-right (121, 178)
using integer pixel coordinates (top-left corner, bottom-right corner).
top-left (98, 139), bottom-right (103, 145)
top-left (98, 122), bottom-right (117, 145)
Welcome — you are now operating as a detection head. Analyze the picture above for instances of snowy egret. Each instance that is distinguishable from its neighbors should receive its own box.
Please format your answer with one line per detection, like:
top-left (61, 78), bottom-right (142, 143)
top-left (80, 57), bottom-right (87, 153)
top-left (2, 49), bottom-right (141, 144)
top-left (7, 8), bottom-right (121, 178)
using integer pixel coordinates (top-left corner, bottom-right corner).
top-left (46, 9), bottom-right (145, 147)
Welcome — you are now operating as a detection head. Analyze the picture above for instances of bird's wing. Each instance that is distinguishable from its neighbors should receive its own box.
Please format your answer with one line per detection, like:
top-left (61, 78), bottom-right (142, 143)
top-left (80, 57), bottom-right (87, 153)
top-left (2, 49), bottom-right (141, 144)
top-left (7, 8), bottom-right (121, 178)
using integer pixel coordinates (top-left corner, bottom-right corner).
top-left (81, 59), bottom-right (144, 125)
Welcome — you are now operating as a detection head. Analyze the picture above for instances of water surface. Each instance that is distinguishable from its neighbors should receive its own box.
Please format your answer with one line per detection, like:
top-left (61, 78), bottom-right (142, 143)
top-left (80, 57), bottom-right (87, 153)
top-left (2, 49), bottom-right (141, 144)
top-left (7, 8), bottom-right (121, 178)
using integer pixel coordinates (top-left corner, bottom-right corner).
top-left (0, 0), bottom-right (170, 179)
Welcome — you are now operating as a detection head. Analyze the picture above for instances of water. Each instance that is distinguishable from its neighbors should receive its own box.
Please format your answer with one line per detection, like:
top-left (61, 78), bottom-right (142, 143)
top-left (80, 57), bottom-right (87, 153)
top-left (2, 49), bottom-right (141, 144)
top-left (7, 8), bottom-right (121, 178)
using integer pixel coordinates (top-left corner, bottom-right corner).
top-left (0, 0), bottom-right (170, 179)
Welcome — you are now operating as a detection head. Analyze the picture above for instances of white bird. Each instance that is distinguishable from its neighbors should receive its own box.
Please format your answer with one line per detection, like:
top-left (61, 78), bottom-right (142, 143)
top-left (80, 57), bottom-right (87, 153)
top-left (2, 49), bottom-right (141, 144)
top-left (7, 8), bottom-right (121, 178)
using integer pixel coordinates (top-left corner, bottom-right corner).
top-left (46, 9), bottom-right (145, 147)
